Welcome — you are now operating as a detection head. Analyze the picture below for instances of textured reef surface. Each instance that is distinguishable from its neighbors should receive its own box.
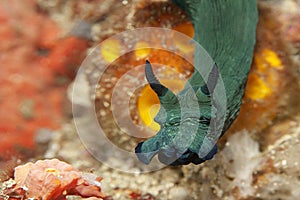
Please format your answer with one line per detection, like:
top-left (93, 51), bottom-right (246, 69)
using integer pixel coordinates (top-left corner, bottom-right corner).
top-left (1, 0), bottom-right (300, 199)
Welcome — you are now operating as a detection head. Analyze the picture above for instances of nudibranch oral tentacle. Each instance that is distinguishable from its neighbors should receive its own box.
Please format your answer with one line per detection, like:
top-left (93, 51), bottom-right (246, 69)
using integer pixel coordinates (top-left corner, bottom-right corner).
top-left (135, 0), bottom-right (258, 166)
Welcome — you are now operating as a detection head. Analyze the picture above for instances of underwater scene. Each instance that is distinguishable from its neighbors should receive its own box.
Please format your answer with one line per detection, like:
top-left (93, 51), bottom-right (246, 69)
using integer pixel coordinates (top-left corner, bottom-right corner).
top-left (0, 0), bottom-right (300, 199)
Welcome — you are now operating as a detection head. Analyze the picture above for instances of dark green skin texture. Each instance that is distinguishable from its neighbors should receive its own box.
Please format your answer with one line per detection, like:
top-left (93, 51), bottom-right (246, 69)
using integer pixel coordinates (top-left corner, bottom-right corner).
top-left (135, 0), bottom-right (258, 166)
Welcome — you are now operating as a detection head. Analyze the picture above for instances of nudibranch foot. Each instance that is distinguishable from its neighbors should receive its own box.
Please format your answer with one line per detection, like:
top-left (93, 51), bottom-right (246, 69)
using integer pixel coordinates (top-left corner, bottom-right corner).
top-left (135, 141), bottom-right (218, 166)
top-left (135, 142), bottom-right (158, 165)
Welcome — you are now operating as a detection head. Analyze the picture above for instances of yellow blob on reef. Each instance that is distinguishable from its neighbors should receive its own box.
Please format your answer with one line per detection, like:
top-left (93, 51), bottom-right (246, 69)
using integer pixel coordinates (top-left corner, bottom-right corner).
top-left (101, 39), bottom-right (121, 63)
top-left (246, 74), bottom-right (273, 100)
top-left (263, 48), bottom-right (282, 69)
top-left (137, 79), bottom-right (185, 131)
top-left (173, 22), bottom-right (194, 38)
top-left (173, 22), bottom-right (195, 54)
top-left (135, 42), bottom-right (151, 59)
top-left (245, 48), bottom-right (283, 100)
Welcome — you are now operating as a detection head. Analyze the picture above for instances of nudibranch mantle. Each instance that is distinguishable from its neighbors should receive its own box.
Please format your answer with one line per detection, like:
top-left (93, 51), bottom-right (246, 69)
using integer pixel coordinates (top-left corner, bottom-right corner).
top-left (135, 0), bottom-right (258, 166)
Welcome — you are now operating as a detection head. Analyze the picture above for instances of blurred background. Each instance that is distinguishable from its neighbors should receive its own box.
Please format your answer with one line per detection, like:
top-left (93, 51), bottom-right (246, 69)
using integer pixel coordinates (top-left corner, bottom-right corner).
top-left (0, 0), bottom-right (300, 199)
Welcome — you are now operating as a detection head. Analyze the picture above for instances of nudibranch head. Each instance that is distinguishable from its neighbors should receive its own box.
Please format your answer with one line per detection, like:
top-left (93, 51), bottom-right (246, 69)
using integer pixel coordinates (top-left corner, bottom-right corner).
top-left (135, 60), bottom-right (219, 166)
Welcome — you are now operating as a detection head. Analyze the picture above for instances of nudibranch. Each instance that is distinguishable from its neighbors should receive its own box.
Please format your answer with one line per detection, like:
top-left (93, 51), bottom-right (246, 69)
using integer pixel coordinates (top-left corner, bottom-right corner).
top-left (135, 0), bottom-right (258, 165)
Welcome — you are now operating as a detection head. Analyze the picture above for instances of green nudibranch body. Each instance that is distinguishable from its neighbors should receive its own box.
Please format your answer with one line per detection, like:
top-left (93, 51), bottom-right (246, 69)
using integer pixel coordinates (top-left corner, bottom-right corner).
top-left (135, 0), bottom-right (258, 165)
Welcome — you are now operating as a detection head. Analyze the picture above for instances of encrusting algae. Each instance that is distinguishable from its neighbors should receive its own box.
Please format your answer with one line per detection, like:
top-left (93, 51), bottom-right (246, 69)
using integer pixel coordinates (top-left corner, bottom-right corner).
top-left (0, 159), bottom-right (105, 200)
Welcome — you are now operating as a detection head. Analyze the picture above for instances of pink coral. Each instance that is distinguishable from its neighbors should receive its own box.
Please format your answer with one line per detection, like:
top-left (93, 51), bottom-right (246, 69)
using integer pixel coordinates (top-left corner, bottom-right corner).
top-left (5, 159), bottom-right (105, 200)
